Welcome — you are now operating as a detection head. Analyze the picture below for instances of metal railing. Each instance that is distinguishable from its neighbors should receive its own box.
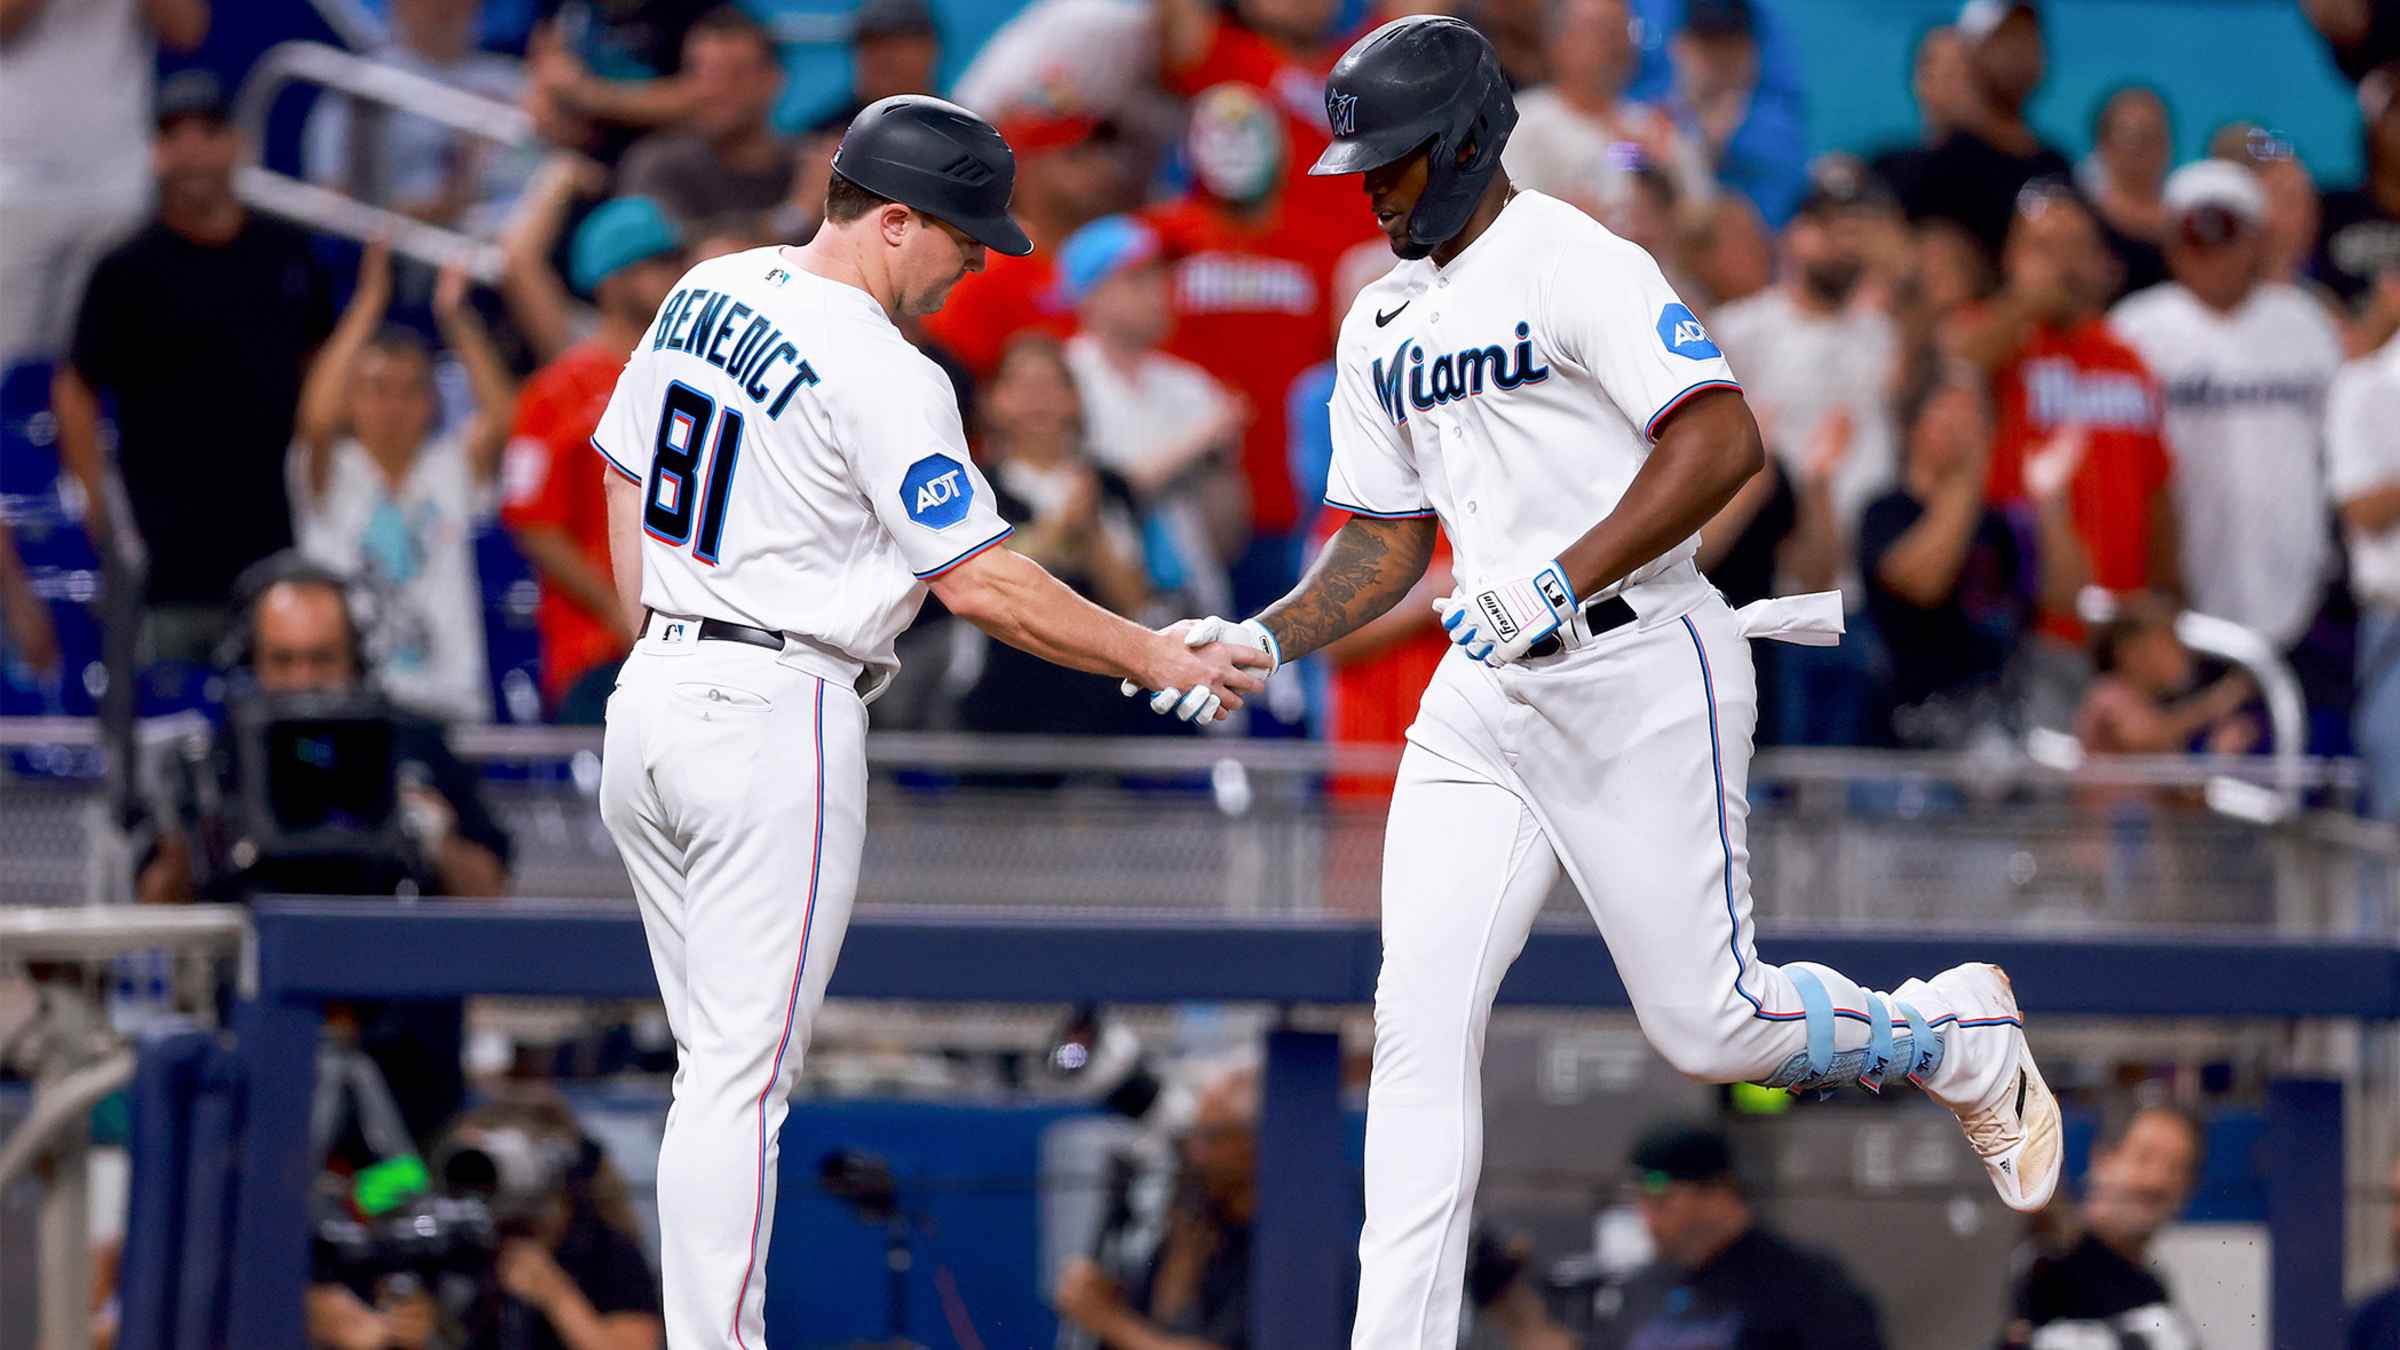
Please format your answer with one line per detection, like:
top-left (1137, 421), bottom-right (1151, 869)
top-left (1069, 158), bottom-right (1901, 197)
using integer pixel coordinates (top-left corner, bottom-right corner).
top-left (230, 41), bottom-right (537, 280)
top-left (4, 717), bottom-right (2393, 936)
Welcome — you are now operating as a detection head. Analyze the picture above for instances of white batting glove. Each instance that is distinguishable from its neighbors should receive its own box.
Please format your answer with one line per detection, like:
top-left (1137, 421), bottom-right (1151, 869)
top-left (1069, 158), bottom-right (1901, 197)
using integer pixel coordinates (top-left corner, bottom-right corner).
top-left (1433, 562), bottom-right (1578, 668)
top-left (1119, 616), bottom-right (1282, 722)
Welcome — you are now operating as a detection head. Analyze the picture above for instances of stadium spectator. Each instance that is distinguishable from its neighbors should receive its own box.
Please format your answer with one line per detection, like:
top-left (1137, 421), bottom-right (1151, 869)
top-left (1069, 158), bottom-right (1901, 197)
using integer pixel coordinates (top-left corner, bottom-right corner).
top-left (2309, 0), bottom-right (2400, 84)
top-left (919, 111), bottom-right (1124, 379)
top-left (136, 557), bottom-right (512, 905)
top-left (616, 8), bottom-right (798, 226)
top-left (1578, 1123), bottom-right (1888, 1350)
top-left (2315, 64), bottom-right (2400, 321)
top-left (2076, 593), bottom-right (2257, 756)
top-left (951, 0), bottom-right (1178, 167)
top-left (521, 0), bottom-right (718, 163)
top-left (1054, 1066), bottom-right (1258, 1350)
top-left (1665, 0), bottom-right (1809, 226)
top-left (959, 334), bottom-right (1162, 740)
top-left (1561, 159), bottom-right (1700, 305)
top-left (290, 242), bottom-right (513, 723)
top-left (0, 0), bottom-right (205, 373)
top-left (2000, 1104), bottom-right (2207, 1350)
top-left (2213, 125), bottom-right (2327, 293)
top-left (1685, 191), bottom-right (1776, 312)
top-left (777, 127), bottom-right (846, 241)
top-left (1700, 407), bottom-right (1846, 614)
top-left (2111, 161), bottom-right (2345, 662)
top-left (846, 0), bottom-right (943, 114)
top-left (1953, 185), bottom-right (2177, 656)
top-left (2078, 85), bottom-right (2174, 296)
top-left (1862, 368), bottom-right (2089, 748)
top-left (499, 198), bottom-right (684, 723)
top-left (1058, 214), bottom-right (1248, 617)
top-left (686, 209), bottom-right (775, 263)
top-left (1505, 0), bottom-right (1715, 228)
top-left (1901, 221), bottom-right (1997, 359)
top-left (2327, 308), bottom-right (2400, 816)
top-left (497, 152), bottom-right (609, 364)
top-left (2348, 1153), bottom-right (2400, 1350)
top-left (301, 0), bottom-right (530, 237)
top-left (1144, 83), bottom-right (1369, 614)
top-left (1899, 0), bottom-right (2072, 262)
top-left (1156, 0), bottom-right (1383, 225)
top-left (55, 73), bottom-right (336, 665)
top-left (1867, 25), bottom-right (1979, 214)
top-left (0, 519), bottom-right (60, 686)
top-left (1710, 160), bottom-right (1904, 546)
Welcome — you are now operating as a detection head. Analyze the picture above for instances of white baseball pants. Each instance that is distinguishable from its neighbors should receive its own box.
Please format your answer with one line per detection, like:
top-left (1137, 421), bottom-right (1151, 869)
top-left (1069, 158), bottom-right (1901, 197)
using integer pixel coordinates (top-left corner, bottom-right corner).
top-left (1350, 574), bottom-right (2019, 1348)
top-left (600, 622), bottom-right (868, 1350)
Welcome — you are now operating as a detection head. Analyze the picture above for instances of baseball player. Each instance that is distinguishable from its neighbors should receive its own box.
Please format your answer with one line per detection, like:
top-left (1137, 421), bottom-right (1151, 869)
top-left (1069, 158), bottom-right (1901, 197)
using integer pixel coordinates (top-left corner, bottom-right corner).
top-left (1126, 19), bottom-right (2063, 1345)
top-left (592, 96), bottom-right (1270, 1350)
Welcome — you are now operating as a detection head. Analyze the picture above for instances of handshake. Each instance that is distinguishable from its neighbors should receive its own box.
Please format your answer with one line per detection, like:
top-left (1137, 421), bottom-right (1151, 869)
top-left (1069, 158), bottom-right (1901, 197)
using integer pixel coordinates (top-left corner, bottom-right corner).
top-left (1120, 617), bottom-right (1284, 723)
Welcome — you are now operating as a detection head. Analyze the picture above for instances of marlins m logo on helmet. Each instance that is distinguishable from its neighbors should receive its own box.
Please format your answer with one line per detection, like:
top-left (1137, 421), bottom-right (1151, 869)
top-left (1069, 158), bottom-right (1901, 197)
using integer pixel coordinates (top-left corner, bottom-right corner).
top-left (1326, 89), bottom-right (1358, 137)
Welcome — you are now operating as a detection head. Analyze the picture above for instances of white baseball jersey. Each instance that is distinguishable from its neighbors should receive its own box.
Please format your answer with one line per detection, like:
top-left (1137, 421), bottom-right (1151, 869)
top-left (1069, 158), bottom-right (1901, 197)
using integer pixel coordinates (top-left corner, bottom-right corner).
top-left (1335, 198), bottom-right (2027, 1350)
top-left (2108, 280), bottom-right (2343, 647)
top-left (2326, 336), bottom-right (2400, 608)
top-left (1326, 191), bottom-right (1740, 589)
top-left (592, 246), bottom-right (1013, 680)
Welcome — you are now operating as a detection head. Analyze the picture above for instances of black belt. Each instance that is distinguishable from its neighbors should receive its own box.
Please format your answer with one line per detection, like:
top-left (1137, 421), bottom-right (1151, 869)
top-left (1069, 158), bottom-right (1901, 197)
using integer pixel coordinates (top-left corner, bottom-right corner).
top-left (649, 608), bottom-right (787, 652)
top-left (696, 618), bottom-right (784, 651)
top-left (1525, 594), bottom-right (1637, 660)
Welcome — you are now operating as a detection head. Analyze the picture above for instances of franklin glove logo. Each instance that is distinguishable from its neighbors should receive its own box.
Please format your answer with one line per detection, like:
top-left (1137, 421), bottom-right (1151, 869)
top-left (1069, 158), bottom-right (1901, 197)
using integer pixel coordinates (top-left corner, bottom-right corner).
top-left (1326, 90), bottom-right (1358, 137)
top-left (1478, 593), bottom-right (1520, 640)
top-left (900, 453), bottom-right (974, 530)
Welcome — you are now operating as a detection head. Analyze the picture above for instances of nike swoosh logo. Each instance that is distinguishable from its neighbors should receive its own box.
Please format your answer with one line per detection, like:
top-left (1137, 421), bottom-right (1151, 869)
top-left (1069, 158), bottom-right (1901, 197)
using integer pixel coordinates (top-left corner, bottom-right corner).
top-left (1375, 302), bottom-right (1409, 327)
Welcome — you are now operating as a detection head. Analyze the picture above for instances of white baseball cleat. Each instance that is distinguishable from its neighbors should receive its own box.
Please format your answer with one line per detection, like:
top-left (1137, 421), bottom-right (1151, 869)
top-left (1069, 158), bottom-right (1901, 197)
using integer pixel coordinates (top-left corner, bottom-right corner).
top-left (1939, 964), bottom-right (2061, 1212)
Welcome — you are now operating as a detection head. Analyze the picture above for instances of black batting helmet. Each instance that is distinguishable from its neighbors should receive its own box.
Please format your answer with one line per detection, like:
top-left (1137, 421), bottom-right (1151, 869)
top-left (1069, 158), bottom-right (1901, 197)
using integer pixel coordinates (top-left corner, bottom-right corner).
top-left (1309, 16), bottom-right (1518, 258)
top-left (832, 95), bottom-right (1036, 257)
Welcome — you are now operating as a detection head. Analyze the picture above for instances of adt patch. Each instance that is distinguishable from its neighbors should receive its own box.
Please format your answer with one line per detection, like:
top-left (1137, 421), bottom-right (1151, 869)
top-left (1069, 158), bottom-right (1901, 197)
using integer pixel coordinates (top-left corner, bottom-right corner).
top-left (901, 454), bottom-right (973, 530)
top-left (1656, 303), bottom-right (1721, 360)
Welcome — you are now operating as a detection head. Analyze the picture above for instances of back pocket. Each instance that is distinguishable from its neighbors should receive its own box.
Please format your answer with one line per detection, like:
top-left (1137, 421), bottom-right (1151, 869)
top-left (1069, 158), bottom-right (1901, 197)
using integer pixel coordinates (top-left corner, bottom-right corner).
top-left (670, 681), bottom-right (773, 715)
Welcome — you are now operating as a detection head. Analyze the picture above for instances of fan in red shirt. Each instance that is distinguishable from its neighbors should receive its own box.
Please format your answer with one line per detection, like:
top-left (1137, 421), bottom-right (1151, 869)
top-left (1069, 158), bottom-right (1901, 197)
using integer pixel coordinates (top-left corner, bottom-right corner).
top-left (1157, 0), bottom-right (1398, 226)
top-left (1142, 82), bottom-right (1379, 613)
top-left (1953, 185), bottom-right (2179, 642)
top-left (918, 109), bottom-right (1127, 379)
top-left (499, 198), bottom-right (686, 722)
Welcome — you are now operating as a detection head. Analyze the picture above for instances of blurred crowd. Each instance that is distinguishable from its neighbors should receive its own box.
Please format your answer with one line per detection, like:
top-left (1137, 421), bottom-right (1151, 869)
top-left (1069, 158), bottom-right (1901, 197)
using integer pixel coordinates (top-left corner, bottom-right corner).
top-left (3, 0), bottom-right (2400, 807)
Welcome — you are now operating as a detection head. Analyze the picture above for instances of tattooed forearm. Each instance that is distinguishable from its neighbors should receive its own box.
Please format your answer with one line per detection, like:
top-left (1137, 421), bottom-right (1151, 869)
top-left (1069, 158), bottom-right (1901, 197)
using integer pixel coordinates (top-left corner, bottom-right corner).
top-left (1257, 516), bottom-right (1438, 663)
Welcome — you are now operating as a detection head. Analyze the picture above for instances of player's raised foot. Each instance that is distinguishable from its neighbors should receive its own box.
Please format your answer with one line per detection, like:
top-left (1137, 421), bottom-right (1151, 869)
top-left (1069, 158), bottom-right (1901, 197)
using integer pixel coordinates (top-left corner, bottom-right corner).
top-left (1932, 963), bottom-right (2061, 1213)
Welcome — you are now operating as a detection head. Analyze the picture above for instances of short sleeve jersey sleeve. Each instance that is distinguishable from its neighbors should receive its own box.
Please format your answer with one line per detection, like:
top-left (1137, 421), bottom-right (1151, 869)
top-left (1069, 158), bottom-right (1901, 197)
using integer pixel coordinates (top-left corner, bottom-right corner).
top-left (2327, 348), bottom-right (2400, 503)
top-left (838, 356), bottom-right (1015, 578)
top-left (1323, 313), bottom-right (1433, 519)
top-left (499, 376), bottom-right (567, 528)
top-left (1540, 236), bottom-right (1742, 440)
top-left (590, 360), bottom-right (650, 484)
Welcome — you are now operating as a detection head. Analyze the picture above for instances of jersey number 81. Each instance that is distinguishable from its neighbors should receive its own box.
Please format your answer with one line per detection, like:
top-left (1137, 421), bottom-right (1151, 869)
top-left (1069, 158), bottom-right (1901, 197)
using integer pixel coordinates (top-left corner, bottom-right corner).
top-left (643, 382), bottom-right (743, 565)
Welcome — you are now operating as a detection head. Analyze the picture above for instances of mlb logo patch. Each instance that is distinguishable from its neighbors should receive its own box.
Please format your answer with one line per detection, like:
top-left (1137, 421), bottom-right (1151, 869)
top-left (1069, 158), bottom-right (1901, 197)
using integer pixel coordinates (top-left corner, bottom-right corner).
top-left (765, 267), bottom-right (791, 285)
top-left (1656, 303), bottom-right (1721, 360)
top-left (901, 454), bottom-right (973, 530)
